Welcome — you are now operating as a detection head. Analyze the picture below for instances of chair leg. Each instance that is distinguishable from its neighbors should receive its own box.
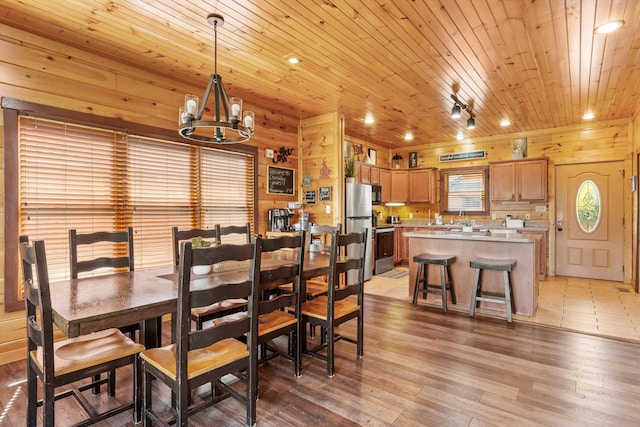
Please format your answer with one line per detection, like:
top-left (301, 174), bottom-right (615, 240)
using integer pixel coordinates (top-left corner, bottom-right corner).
top-left (142, 364), bottom-right (152, 427)
top-left (176, 378), bottom-right (189, 427)
top-left (412, 262), bottom-right (422, 306)
top-left (43, 379), bottom-right (55, 427)
top-left (447, 265), bottom-right (456, 304)
top-left (92, 374), bottom-right (102, 395)
top-left (327, 324), bottom-right (335, 378)
top-left (504, 271), bottom-right (513, 323)
top-left (439, 265), bottom-right (447, 312)
top-left (134, 355), bottom-right (143, 424)
top-left (108, 369), bottom-right (116, 396)
top-left (27, 363), bottom-right (37, 427)
top-left (469, 268), bottom-right (481, 317)
top-left (357, 311), bottom-right (364, 358)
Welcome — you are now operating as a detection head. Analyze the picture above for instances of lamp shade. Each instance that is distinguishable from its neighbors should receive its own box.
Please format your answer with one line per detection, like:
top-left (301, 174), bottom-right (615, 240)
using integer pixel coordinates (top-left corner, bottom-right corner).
top-left (467, 116), bottom-right (476, 129)
top-left (451, 104), bottom-right (461, 119)
top-left (392, 153), bottom-right (403, 169)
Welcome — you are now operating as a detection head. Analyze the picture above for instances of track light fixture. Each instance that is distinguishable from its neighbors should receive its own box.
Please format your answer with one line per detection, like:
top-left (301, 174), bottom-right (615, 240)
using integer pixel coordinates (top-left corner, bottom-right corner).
top-left (450, 94), bottom-right (476, 130)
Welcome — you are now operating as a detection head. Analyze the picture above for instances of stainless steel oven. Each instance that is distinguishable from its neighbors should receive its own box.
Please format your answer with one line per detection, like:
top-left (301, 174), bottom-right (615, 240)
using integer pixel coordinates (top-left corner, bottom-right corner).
top-left (374, 226), bottom-right (394, 274)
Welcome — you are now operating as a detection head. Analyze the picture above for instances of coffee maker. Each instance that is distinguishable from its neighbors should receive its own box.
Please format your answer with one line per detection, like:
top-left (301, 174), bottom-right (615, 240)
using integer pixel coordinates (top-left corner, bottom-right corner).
top-left (268, 208), bottom-right (294, 232)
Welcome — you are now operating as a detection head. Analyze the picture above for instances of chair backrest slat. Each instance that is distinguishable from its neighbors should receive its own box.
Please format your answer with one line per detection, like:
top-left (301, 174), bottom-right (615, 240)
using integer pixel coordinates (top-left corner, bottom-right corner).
top-left (217, 223), bottom-right (252, 245)
top-left (69, 227), bottom-right (134, 278)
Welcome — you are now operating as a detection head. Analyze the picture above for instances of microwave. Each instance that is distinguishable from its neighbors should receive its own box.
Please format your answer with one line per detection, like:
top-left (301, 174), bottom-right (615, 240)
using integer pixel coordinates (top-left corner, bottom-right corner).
top-left (371, 185), bottom-right (382, 205)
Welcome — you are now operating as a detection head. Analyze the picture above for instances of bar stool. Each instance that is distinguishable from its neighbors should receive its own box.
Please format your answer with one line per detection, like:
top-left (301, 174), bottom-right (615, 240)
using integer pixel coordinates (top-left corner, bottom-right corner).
top-left (412, 254), bottom-right (456, 312)
top-left (469, 257), bottom-right (517, 322)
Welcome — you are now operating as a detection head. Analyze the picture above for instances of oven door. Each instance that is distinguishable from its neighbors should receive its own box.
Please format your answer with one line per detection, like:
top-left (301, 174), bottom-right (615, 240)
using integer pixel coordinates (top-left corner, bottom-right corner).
top-left (374, 227), bottom-right (394, 274)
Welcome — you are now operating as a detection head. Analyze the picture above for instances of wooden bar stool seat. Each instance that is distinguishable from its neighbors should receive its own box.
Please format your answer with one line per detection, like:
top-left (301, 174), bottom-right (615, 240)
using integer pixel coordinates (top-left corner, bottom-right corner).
top-left (469, 257), bottom-right (517, 322)
top-left (412, 254), bottom-right (456, 312)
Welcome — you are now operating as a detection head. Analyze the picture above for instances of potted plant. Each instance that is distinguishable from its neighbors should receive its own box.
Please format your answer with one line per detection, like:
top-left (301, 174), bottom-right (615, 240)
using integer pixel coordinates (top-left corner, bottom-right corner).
top-left (459, 218), bottom-right (473, 232)
top-left (345, 156), bottom-right (356, 182)
top-left (191, 237), bottom-right (214, 274)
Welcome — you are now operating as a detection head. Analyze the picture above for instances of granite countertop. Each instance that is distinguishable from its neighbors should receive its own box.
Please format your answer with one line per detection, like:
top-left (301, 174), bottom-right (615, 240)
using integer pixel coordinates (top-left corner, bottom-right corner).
top-left (404, 229), bottom-right (542, 243)
top-left (391, 220), bottom-right (549, 232)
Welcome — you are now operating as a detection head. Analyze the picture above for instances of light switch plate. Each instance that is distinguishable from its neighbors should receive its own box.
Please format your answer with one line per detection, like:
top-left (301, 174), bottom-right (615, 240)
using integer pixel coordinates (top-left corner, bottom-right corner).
top-left (535, 205), bottom-right (546, 212)
top-left (325, 205), bottom-right (331, 214)
top-left (491, 213), bottom-right (497, 220)
top-left (525, 214), bottom-right (530, 220)
top-left (265, 148), bottom-right (274, 158)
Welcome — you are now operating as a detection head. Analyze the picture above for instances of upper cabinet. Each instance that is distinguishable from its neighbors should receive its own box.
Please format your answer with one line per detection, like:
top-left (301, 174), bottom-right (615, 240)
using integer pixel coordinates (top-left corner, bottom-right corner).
top-left (379, 169), bottom-right (391, 202)
top-left (409, 168), bottom-right (435, 202)
top-left (390, 170), bottom-right (409, 202)
top-left (490, 158), bottom-right (548, 202)
top-left (355, 162), bottom-right (371, 184)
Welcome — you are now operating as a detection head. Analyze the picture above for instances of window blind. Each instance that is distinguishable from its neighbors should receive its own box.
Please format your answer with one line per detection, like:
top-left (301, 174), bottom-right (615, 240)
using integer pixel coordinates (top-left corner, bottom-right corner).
top-left (441, 167), bottom-right (488, 213)
top-left (19, 116), bottom-right (255, 280)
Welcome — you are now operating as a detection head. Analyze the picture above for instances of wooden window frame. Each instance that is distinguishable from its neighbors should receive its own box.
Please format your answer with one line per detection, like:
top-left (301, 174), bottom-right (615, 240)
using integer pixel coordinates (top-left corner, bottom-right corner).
top-left (440, 166), bottom-right (489, 216)
top-left (2, 97), bottom-right (257, 312)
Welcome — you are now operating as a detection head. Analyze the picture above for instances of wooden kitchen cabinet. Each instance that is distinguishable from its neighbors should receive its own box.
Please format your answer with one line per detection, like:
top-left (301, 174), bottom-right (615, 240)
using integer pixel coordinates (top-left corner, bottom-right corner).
top-left (370, 166), bottom-right (380, 185)
top-left (356, 162), bottom-right (371, 183)
top-left (490, 158), bottom-right (547, 202)
top-left (518, 229), bottom-right (547, 280)
top-left (390, 170), bottom-right (409, 202)
top-left (409, 168), bottom-right (435, 202)
top-left (394, 227), bottom-right (404, 264)
top-left (380, 169), bottom-right (391, 202)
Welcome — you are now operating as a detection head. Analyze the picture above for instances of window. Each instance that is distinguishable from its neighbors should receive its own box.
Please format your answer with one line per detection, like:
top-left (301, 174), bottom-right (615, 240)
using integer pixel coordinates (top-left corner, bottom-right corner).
top-left (440, 166), bottom-right (489, 215)
top-left (576, 179), bottom-right (601, 233)
top-left (4, 100), bottom-right (256, 310)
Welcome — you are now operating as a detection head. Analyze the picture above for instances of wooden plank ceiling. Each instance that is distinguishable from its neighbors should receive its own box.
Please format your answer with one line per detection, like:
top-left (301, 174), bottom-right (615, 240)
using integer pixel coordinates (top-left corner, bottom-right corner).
top-left (1, 0), bottom-right (640, 148)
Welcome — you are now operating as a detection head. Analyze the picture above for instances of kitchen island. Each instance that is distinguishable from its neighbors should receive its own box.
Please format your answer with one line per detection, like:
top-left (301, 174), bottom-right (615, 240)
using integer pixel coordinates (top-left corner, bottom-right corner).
top-left (406, 230), bottom-right (541, 316)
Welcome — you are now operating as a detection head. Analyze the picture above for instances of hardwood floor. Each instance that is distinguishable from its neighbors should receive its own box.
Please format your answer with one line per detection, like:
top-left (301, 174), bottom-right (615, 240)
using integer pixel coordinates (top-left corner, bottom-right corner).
top-left (3, 290), bottom-right (640, 426)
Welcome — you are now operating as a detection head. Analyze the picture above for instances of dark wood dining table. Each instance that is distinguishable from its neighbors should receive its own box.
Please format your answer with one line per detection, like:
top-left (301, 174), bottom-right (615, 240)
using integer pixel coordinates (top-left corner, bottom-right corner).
top-left (48, 251), bottom-right (332, 349)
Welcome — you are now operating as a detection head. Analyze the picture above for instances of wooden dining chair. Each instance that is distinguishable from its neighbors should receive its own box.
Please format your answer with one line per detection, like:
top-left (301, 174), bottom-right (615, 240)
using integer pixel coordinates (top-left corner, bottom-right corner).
top-left (69, 227), bottom-right (139, 393)
top-left (217, 222), bottom-right (252, 245)
top-left (140, 238), bottom-right (260, 426)
top-left (172, 226), bottom-right (247, 330)
top-left (22, 239), bottom-right (144, 427)
top-left (255, 231), bottom-right (305, 378)
top-left (280, 223), bottom-right (340, 300)
top-left (300, 229), bottom-right (367, 377)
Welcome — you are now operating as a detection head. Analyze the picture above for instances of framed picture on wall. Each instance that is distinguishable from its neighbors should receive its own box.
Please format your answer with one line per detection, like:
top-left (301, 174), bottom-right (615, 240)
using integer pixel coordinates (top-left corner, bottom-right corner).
top-left (409, 152), bottom-right (418, 168)
top-left (513, 138), bottom-right (527, 158)
top-left (319, 186), bottom-right (331, 201)
top-left (368, 148), bottom-right (377, 165)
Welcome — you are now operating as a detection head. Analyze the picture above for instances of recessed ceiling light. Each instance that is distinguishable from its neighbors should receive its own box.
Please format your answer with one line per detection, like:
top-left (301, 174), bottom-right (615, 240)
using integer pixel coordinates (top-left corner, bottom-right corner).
top-left (404, 132), bottom-right (413, 141)
top-left (583, 112), bottom-right (596, 120)
top-left (287, 57), bottom-right (300, 64)
top-left (364, 113), bottom-right (374, 125)
top-left (500, 119), bottom-right (511, 127)
top-left (456, 131), bottom-right (464, 141)
top-left (595, 20), bottom-right (624, 34)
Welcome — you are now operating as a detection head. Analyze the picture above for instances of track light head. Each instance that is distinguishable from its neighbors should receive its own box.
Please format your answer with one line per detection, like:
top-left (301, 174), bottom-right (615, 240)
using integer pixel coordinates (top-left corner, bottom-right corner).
top-left (450, 93), bottom-right (476, 131)
top-left (451, 104), bottom-right (461, 119)
top-left (467, 116), bottom-right (476, 129)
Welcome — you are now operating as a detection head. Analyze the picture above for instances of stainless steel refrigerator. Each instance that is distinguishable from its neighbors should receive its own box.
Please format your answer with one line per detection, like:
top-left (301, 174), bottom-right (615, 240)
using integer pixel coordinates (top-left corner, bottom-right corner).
top-left (345, 182), bottom-right (373, 281)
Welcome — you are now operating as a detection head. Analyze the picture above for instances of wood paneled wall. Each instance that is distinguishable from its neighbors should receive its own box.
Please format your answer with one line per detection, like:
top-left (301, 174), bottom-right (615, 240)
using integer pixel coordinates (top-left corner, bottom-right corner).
top-left (299, 113), bottom-right (343, 228)
top-left (0, 24), bottom-right (299, 363)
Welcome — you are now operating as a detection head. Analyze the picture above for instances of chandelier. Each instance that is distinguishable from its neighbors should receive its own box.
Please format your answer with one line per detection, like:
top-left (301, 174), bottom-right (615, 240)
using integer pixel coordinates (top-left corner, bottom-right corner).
top-left (179, 13), bottom-right (255, 144)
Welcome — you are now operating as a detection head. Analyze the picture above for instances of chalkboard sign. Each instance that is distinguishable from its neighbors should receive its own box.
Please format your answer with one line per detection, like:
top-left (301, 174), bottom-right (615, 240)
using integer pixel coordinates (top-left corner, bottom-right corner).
top-left (305, 190), bottom-right (316, 204)
top-left (267, 166), bottom-right (295, 195)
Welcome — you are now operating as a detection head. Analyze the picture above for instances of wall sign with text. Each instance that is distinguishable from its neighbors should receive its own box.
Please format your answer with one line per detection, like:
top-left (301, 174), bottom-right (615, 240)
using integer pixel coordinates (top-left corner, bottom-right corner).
top-left (267, 166), bottom-right (295, 195)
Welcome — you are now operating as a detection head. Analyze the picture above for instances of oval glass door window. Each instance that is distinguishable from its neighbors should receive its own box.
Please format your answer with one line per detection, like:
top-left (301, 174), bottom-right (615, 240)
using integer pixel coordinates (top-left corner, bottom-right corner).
top-left (575, 179), bottom-right (601, 233)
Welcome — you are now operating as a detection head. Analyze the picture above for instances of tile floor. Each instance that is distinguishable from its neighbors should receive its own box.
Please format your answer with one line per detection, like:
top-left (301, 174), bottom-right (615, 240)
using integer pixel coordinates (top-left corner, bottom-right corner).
top-left (365, 267), bottom-right (640, 343)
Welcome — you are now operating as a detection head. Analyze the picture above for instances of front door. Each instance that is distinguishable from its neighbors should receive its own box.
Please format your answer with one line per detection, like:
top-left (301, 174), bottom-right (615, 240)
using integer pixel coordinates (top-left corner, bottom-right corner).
top-left (555, 162), bottom-right (624, 281)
